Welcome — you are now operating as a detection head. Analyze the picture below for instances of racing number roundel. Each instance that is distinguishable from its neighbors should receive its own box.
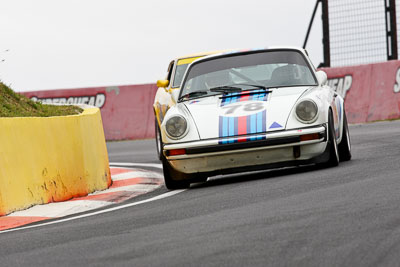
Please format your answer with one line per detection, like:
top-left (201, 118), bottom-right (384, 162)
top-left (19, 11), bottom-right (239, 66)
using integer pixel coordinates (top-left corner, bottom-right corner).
top-left (220, 100), bottom-right (267, 117)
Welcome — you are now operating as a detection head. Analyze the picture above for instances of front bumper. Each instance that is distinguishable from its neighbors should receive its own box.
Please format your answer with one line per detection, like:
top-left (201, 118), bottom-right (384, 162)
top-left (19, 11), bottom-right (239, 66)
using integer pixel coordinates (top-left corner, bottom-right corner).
top-left (164, 125), bottom-right (327, 174)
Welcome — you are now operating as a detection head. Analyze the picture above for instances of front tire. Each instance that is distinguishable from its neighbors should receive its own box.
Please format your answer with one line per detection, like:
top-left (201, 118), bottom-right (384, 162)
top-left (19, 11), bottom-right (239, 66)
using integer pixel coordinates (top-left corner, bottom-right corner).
top-left (162, 157), bottom-right (191, 190)
top-left (155, 118), bottom-right (163, 161)
top-left (324, 110), bottom-right (340, 167)
top-left (338, 112), bottom-right (352, 161)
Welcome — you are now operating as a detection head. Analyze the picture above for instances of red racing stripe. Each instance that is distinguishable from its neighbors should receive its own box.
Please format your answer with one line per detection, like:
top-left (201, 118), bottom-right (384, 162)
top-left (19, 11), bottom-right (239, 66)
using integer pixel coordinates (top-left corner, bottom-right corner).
top-left (237, 91), bottom-right (250, 141)
top-left (240, 91), bottom-right (250, 102)
top-left (238, 116), bottom-right (247, 142)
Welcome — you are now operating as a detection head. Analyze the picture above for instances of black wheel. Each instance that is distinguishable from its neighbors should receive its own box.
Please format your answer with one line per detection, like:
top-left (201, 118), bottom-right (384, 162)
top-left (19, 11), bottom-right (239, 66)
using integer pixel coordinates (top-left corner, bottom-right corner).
top-left (155, 118), bottom-right (163, 160)
top-left (162, 157), bottom-right (191, 190)
top-left (338, 112), bottom-right (352, 161)
top-left (324, 110), bottom-right (340, 167)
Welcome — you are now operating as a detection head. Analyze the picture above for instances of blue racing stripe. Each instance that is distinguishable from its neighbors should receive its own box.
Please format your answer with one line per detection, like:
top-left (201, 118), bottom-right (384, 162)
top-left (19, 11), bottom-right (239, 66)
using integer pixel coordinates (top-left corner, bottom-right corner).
top-left (222, 116), bottom-right (229, 142)
top-left (262, 109), bottom-right (266, 132)
top-left (250, 113), bottom-right (257, 140)
top-left (218, 116), bottom-right (223, 138)
top-left (263, 92), bottom-right (269, 101)
top-left (256, 111), bottom-right (263, 140)
top-left (229, 117), bottom-right (234, 140)
top-left (246, 114), bottom-right (251, 138)
top-left (234, 117), bottom-right (239, 136)
top-left (225, 95), bottom-right (232, 106)
top-left (255, 92), bottom-right (261, 101)
top-left (247, 92), bottom-right (255, 141)
top-left (249, 92), bottom-right (254, 101)
top-left (221, 97), bottom-right (225, 107)
top-left (228, 96), bottom-right (237, 142)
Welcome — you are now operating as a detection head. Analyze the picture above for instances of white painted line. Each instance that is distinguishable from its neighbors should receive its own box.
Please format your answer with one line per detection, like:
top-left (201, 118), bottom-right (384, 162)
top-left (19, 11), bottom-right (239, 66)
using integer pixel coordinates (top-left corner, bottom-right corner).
top-left (9, 200), bottom-right (112, 218)
top-left (90, 184), bottom-right (161, 194)
top-left (109, 162), bottom-right (163, 169)
top-left (112, 171), bottom-right (163, 181)
top-left (0, 189), bottom-right (186, 234)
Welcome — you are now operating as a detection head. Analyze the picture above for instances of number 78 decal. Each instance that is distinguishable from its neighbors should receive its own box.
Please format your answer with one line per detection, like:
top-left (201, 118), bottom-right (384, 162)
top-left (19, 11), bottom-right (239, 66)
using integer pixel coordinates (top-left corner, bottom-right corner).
top-left (220, 101), bottom-right (266, 117)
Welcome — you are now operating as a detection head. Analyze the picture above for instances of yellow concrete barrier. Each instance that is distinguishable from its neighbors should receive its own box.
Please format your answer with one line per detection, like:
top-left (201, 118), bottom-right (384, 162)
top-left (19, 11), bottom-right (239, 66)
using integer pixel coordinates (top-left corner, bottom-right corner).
top-left (0, 107), bottom-right (111, 216)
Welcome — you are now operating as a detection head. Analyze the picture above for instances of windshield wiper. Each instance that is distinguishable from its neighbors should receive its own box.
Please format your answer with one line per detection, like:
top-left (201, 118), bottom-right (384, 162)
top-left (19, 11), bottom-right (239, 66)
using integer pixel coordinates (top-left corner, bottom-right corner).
top-left (209, 86), bottom-right (242, 93)
top-left (232, 83), bottom-right (268, 90)
top-left (179, 90), bottom-right (208, 101)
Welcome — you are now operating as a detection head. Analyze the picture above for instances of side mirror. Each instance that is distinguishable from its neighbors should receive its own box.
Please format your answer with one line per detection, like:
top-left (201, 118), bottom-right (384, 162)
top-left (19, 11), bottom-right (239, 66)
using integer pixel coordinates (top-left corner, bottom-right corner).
top-left (315, 70), bottom-right (328, 86)
top-left (171, 89), bottom-right (180, 104)
top-left (157, 79), bottom-right (169, 88)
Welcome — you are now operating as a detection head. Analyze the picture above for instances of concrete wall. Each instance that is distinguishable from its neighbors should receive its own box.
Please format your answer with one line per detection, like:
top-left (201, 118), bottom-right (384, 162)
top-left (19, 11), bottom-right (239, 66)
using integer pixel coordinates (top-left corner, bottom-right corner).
top-left (322, 60), bottom-right (400, 123)
top-left (0, 107), bottom-right (111, 216)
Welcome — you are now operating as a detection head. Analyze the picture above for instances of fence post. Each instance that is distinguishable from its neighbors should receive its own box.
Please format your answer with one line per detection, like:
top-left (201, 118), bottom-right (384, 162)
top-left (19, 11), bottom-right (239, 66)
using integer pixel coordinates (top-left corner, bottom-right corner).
top-left (321, 0), bottom-right (330, 67)
top-left (385, 0), bottom-right (398, 60)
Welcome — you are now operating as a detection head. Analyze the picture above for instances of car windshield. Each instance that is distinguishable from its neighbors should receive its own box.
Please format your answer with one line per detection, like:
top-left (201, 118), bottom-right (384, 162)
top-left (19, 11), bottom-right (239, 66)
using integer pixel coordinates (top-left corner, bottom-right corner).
top-left (180, 50), bottom-right (317, 100)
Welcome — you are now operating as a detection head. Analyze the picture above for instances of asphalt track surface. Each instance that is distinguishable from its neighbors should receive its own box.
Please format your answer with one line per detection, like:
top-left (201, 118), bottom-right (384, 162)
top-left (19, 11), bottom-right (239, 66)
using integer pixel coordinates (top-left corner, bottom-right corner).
top-left (1, 120), bottom-right (400, 266)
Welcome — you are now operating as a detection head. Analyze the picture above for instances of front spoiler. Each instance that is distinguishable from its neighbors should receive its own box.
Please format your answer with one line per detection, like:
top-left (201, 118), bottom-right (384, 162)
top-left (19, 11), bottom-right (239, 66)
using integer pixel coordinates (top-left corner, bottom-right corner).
top-left (164, 125), bottom-right (326, 160)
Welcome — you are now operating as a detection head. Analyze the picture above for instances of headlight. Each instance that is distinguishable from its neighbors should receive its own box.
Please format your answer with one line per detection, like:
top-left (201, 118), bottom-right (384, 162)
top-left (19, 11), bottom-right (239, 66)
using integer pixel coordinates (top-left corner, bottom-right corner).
top-left (295, 100), bottom-right (318, 123)
top-left (165, 115), bottom-right (187, 138)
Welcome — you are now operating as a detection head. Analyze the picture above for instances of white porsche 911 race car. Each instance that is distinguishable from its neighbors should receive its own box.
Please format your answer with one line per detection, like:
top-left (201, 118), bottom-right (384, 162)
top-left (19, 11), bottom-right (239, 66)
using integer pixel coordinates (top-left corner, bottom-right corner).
top-left (159, 47), bottom-right (351, 189)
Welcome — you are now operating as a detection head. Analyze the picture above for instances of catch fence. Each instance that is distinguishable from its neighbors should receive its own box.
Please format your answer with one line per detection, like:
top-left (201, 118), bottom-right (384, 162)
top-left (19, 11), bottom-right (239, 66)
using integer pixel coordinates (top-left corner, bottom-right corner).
top-left (304, 0), bottom-right (398, 67)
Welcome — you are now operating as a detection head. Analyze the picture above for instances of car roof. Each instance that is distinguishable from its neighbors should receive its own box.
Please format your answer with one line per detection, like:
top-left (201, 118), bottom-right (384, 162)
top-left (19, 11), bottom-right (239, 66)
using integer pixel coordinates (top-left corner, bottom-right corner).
top-left (190, 46), bottom-right (308, 64)
top-left (176, 46), bottom-right (306, 61)
top-left (176, 49), bottom-right (233, 61)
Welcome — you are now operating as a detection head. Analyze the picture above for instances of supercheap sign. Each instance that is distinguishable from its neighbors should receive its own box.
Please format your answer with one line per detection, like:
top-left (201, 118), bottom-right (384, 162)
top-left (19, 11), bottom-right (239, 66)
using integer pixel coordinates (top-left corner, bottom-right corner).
top-left (31, 94), bottom-right (106, 108)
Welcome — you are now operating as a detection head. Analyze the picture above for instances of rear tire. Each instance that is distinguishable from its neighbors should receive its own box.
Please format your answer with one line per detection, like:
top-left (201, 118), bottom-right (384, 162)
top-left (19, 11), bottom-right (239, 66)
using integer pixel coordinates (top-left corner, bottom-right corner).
top-left (338, 112), bottom-right (352, 161)
top-left (162, 157), bottom-right (191, 190)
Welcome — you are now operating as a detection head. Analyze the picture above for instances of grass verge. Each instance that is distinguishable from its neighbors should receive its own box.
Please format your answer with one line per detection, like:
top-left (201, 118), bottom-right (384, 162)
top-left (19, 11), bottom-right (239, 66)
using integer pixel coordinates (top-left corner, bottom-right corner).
top-left (0, 83), bottom-right (82, 117)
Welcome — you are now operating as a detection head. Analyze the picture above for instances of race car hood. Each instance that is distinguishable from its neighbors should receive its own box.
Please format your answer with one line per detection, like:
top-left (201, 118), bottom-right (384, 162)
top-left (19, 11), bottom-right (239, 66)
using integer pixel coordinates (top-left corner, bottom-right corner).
top-left (183, 86), bottom-right (311, 140)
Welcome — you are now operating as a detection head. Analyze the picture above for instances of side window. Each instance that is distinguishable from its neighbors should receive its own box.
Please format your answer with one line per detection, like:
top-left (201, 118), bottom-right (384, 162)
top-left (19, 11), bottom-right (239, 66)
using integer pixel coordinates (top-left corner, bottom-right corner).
top-left (166, 60), bottom-right (175, 82)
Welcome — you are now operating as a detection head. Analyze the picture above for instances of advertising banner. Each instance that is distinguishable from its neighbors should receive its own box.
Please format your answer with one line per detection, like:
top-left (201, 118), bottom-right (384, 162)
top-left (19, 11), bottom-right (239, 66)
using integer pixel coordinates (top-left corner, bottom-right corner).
top-left (322, 60), bottom-right (400, 123)
top-left (22, 84), bottom-right (158, 140)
